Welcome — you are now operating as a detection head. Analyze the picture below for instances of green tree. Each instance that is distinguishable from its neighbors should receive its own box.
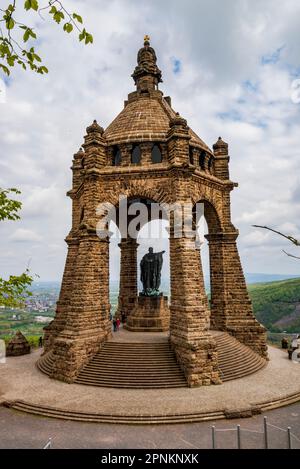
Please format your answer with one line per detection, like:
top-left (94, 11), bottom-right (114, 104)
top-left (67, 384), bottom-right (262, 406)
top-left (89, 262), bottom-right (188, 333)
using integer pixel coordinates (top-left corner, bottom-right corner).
top-left (0, 0), bottom-right (93, 76)
top-left (0, 188), bottom-right (34, 307)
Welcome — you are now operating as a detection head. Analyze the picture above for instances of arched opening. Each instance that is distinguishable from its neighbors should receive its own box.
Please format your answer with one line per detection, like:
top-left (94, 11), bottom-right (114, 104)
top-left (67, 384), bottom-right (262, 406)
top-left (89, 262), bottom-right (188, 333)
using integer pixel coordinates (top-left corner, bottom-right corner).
top-left (193, 199), bottom-right (222, 329)
top-left (79, 207), bottom-right (84, 224)
top-left (110, 196), bottom-right (170, 331)
top-left (199, 150), bottom-right (206, 171)
top-left (208, 156), bottom-right (214, 174)
top-left (112, 146), bottom-right (122, 166)
top-left (189, 146), bottom-right (194, 165)
top-left (131, 145), bottom-right (141, 164)
top-left (137, 218), bottom-right (170, 299)
top-left (109, 220), bottom-right (121, 317)
top-left (151, 144), bottom-right (162, 163)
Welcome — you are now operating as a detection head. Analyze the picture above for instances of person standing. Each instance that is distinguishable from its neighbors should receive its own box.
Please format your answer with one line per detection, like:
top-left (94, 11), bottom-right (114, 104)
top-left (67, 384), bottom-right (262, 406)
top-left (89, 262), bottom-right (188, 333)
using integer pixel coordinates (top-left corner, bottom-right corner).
top-left (121, 311), bottom-right (126, 325)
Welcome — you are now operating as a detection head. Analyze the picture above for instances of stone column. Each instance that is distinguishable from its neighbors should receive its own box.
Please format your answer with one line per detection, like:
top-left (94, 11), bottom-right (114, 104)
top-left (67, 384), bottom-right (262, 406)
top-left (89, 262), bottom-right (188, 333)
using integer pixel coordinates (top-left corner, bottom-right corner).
top-left (43, 236), bottom-right (79, 353)
top-left (120, 143), bottom-right (132, 167)
top-left (50, 232), bottom-right (111, 382)
top-left (140, 143), bottom-right (152, 166)
top-left (117, 237), bottom-right (138, 318)
top-left (206, 231), bottom-right (268, 358)
top-left (169, 220), bottom-right (220, 387)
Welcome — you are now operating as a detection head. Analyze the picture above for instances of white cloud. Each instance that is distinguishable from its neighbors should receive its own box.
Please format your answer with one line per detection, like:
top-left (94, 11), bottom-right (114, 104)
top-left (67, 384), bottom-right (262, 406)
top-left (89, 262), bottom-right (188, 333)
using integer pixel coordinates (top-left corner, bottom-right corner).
top-left (10, 228), bottom-right (42, 243)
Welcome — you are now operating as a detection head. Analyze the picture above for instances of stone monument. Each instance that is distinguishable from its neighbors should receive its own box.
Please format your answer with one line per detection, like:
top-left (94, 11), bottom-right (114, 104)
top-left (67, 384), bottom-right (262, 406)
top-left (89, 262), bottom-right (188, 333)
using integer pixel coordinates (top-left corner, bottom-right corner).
top-left (41, 36), bottom-right (267, 387)
top-left (126, 247), bottom-right (170, 332)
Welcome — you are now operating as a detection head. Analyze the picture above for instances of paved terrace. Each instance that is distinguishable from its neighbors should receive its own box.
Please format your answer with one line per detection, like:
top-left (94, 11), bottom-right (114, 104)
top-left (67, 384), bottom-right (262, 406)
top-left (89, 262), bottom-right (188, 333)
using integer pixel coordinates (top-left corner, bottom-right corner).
top-left (1, 330), bottom-right (300, 422)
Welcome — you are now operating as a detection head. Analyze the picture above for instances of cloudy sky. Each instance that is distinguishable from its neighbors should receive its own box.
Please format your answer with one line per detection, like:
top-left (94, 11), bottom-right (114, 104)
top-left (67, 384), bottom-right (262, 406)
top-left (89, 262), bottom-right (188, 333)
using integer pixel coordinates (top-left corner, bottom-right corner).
top-left (0, 0), bottom-right (300, 283)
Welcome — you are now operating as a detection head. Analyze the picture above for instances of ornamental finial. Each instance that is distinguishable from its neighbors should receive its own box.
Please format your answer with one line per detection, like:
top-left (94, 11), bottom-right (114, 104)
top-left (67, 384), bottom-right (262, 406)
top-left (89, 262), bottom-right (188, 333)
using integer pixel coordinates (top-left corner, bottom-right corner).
top-left (144, 35), bottom-right (150, 45)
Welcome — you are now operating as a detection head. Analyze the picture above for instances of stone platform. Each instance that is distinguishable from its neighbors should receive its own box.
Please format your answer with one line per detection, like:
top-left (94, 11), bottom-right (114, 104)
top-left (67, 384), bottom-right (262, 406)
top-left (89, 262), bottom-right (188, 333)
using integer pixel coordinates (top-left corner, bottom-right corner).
top-left (37, 330), bottom-right (266, 388)
top-left (125, 295), bottom-right (170, 332)
top-left (1, 331), bottom-right (300, 424)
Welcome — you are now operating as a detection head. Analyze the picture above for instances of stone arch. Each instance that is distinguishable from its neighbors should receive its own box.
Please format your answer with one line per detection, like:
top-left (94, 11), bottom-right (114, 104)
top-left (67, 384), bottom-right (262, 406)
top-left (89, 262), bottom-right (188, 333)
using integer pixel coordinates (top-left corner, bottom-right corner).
top-left (102, 180), bottom-right (173, 209)
top-left (195, 199), bottom-right (222, 234)
top-left (191, 191), bottom-right (223, 234)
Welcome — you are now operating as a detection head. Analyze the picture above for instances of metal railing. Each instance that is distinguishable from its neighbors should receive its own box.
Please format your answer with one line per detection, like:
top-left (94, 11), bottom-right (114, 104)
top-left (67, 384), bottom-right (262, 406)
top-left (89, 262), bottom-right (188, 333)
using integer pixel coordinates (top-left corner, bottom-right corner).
top-left (211, 416), bottom-right (300, 449)
top-left (43, 437), bottom-right (52, 449)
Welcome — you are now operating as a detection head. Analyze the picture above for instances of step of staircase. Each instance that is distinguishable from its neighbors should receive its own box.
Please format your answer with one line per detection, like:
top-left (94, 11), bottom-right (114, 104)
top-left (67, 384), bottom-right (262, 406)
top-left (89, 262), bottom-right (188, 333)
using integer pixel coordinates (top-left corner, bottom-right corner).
top-left (74, 341), bottom-right (187, 389)
top-left (37, 331), bottom-right (267, 388)
top-left (214, 332), bottom-right (266, 382)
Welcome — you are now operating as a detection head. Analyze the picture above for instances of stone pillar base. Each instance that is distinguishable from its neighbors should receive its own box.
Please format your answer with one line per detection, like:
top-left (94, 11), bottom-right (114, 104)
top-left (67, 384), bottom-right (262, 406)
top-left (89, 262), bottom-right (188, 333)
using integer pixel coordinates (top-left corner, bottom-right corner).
top-left (170, 332), bottom-right (221, 387)
top-left (226, 321), bottom-right (268, 360)
top-left (50, 327), bottom-right (109, 383)
top-left (125, 295), bottom-right (170, 332)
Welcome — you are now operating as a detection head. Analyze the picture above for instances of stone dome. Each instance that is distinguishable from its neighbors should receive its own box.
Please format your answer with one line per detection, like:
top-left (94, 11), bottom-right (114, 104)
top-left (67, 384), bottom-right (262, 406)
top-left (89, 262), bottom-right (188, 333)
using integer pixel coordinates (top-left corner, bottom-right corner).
top-left (103, 37), bottom-right (212, 155)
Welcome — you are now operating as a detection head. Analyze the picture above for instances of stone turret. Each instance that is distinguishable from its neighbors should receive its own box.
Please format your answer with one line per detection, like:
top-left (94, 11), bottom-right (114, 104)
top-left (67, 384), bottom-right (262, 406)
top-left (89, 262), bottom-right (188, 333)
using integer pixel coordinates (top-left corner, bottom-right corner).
top-left (213, 136), bottom-right (230, 180)
top-left (131, 35), bottom-right (163, 93)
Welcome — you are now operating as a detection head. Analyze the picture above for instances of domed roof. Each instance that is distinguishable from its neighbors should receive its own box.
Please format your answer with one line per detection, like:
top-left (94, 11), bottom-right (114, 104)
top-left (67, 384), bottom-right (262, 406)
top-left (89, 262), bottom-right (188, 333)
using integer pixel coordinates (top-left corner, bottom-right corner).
top-left (104, 95), bottom-right (212, 154)
top-left (103, 37), bottom-right (212, 155)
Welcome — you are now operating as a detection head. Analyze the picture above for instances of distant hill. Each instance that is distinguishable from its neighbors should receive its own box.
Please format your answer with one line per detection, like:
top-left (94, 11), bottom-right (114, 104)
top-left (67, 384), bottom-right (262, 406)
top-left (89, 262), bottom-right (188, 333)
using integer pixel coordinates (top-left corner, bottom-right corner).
top-left (248, 278), bottom-right (300, 333)
top-left (31, 276), bottom-right (300, 334)
top-left (245, 273), bottom-right (300, 284)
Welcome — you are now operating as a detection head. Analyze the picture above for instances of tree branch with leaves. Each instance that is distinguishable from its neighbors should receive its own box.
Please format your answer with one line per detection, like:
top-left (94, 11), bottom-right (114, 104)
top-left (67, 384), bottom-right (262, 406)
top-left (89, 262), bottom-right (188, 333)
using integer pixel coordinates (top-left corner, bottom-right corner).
top-left (0, 0), bottom-right (93, 76)
top-left (0, 188), bottom-right (34, 307)
top-left (253, 225), bottom-right (300, 260)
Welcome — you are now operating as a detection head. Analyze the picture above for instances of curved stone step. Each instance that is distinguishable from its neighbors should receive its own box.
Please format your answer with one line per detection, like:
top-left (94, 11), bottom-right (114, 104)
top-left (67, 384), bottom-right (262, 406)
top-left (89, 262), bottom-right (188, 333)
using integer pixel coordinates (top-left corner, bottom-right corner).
top-left (5, 400), bottom-right (225, 424)
top-left (37, 331), bottom-right (267, 388)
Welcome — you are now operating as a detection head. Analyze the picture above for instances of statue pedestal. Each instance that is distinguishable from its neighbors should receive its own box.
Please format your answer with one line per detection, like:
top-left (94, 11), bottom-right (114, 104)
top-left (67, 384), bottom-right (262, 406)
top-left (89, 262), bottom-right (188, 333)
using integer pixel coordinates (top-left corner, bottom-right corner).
top-left (125, 294), bottom-right (170, 332)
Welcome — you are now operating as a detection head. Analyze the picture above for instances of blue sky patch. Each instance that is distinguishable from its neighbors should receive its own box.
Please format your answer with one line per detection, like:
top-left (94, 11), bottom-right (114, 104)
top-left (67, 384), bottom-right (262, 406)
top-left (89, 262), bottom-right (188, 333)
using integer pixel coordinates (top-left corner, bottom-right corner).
top-left (261, 45), bottom-right (285, 65)
top-left (171, 57), bottom-right (182, 74)
top-left (243, 80), bottom-right (259, 93)
top-left (218, 109), bottom-right (242, 122)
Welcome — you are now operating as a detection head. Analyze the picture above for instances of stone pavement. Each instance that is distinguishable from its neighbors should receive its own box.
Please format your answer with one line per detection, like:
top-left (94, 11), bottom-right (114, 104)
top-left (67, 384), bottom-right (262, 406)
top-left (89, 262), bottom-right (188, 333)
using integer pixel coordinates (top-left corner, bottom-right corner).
top-left (0, 342), bottom-right (300, 421)
top-left (1, 403), bottom-right (300, 449)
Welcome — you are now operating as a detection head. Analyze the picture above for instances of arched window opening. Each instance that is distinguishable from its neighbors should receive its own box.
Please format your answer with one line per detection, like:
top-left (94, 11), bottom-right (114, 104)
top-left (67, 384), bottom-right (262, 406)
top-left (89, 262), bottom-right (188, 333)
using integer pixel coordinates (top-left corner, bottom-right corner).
top-left (112, 146), bottom-right (121, 166)
top-left (80, 207), bottom-right (84, 223)
top-left (199, 151), bottom-right (206, 171)
top-left (189, 147), bottom-right (194, 165)
top-left (151, 144), bottom-right (162, 163)
top-left (208, 156), bottom-right (214, 173)
top-left (131, 145), bottom-right (141, 164)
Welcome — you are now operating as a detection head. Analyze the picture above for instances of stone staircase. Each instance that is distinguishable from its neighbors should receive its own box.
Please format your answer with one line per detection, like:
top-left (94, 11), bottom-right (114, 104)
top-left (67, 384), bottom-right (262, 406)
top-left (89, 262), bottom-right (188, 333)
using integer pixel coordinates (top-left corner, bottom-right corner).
top-left (74, 341), bottom-right (187, 389)
top-left (37, 331), bottom-right (266, 389)
top-left (214, 332), bottom-right (266, 382)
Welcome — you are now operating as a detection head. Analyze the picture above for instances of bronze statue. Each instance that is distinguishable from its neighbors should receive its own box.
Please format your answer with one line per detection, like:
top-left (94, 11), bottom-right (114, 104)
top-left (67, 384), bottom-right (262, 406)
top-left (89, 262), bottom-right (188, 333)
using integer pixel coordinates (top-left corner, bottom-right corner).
top-left (140, 247), bottom-right (165, 296)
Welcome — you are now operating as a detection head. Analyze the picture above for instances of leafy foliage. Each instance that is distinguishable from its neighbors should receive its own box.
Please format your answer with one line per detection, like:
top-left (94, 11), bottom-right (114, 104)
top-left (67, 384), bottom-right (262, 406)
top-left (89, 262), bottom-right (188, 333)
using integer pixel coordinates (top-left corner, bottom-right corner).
top-left (0, 1), bottom-right (93, 76)
top-left (0, 187), bottom-right (21, 221)
top-left (0, 187), bottom-right (34, 307)
top-left (0, 270), bottom-right (33, 307)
